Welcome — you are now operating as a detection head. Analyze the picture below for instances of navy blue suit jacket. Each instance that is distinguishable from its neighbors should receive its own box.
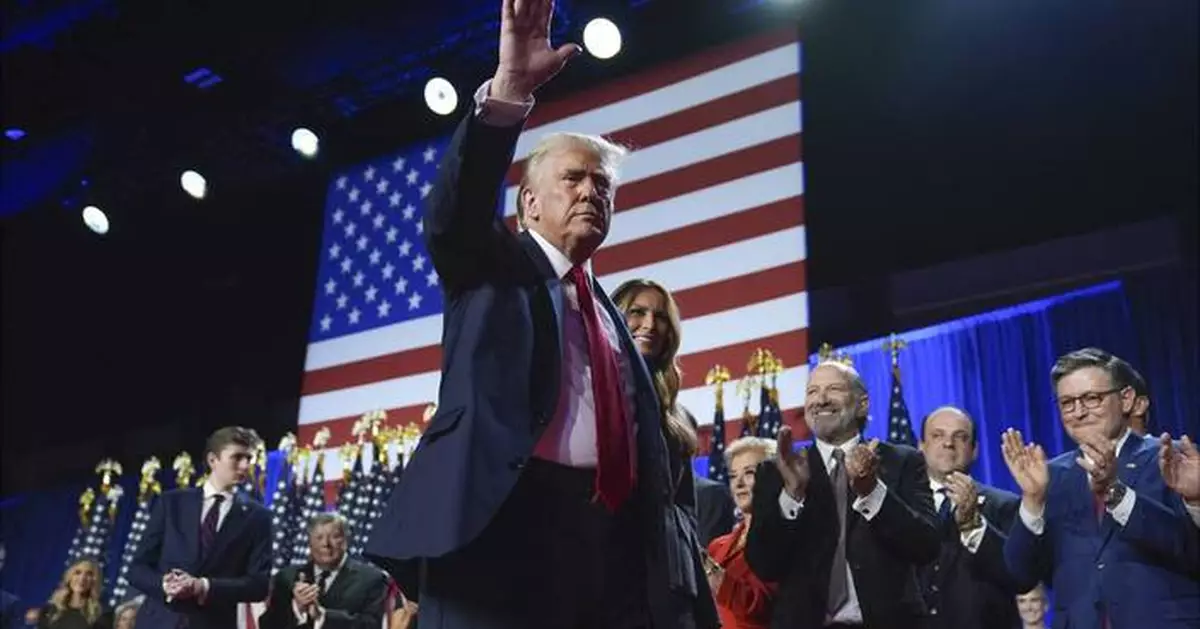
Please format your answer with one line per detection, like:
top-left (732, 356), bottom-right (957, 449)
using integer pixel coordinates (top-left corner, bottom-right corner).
top-left (364, 112), bottom-right (678, 624)
top-left (0, 590), bottom-right (21, 629)
top-left (127, 488), bottom-right (271, 629)
top-left (1004, 433), bottom-right (1200, 629)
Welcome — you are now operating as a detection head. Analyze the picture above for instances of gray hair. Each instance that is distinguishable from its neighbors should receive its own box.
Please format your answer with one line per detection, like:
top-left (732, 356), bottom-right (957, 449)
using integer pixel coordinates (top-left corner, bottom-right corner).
top-left (516, 132), bottom-right (630, 226)
top-left (308, 512), bottom-right (350, 536)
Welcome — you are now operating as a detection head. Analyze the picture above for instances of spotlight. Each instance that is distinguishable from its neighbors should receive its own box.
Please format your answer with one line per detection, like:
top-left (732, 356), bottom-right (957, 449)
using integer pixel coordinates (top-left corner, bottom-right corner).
top-left (583, 18), bottom-right (622, 60)
top-left (180, 170), bottom-right (207, 199)
top-left (424, 77), bottom-right (458, 116)
top-left (292, 128), bottom-right (319, 158)
top-left (82, 206), bottom-right (109, 235)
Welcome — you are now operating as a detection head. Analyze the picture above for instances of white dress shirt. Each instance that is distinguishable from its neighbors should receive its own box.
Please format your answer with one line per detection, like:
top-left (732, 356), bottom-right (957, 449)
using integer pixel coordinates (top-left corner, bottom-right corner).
top-left (293, 553), bottom-right (349, 629)
top-left (1018, 428), bottom-right (1137, 534)
top-left (776, 435), bottom-right (889, 626)
top-left (929, 478), bottom-right (987, 553)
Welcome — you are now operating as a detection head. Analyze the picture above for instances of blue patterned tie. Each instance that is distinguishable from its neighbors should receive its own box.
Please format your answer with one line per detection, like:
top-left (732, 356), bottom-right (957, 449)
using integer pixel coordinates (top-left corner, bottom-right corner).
top-left (199, 494), bottom-right (224, 558)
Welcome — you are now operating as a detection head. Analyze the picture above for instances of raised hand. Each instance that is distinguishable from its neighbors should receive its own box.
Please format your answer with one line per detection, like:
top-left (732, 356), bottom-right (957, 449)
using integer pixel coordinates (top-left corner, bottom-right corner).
top-left (775, 425), bottom-right (810, 500)
top-left (944, 471), bottom-right (980, 527)
top-left (1160, 433), bottom-right (1200, 504)
top-left (491, 0), bottom-right (582, 102)
top-left (1076, 433), bottom-right (1118, 495)
top-left (846, 439), bottom-right (881, 497)
top-left (1001, 428), bottom-right (1050, 510)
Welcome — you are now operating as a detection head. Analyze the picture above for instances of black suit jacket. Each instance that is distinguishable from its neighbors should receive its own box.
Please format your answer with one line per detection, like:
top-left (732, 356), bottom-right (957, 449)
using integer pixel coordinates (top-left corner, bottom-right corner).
top-left (694, 476), bottom-right (736, 547)
top-left (127, 488), bottom-right (272, 629)
top-left (745, 441), bottom-right (940, 629)
top-left (364, 112), bottom-right (678, 627)
top-left (257, 559), bottom-right (389, 629)
top-left (919, 483), bottom-right (1022, 629)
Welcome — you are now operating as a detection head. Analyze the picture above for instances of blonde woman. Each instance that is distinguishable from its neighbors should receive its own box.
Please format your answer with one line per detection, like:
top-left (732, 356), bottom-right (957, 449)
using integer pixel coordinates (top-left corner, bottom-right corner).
top-left (706, 437), bottom-right (779, 629)
top-left (611, 278), bottom-right (719, 629)
top-left (38, 559), bottom-right (112, 629)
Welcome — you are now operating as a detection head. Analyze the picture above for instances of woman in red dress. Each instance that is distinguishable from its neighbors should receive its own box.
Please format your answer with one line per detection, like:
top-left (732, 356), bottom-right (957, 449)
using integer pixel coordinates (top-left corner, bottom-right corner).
top-left (705, 437), bottom-right (779, 629)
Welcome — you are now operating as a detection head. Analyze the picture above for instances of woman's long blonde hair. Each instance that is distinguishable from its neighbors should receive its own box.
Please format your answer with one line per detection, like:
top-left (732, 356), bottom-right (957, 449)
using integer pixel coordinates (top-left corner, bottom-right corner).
top-left (611, 279), bottom-right (698, 456)
top-left (48, 558), bottom-right (103, 625)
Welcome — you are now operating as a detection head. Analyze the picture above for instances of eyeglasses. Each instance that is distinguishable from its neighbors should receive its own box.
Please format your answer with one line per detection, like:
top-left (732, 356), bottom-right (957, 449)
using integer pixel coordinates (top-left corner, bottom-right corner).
top-left (1057, 388), bottom-right (1124, 414)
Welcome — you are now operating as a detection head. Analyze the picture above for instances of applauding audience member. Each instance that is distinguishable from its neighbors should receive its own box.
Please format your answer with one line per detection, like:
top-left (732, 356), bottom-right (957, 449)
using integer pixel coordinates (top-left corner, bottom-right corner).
top-left (1159, 433), bottom-right (1200, 527)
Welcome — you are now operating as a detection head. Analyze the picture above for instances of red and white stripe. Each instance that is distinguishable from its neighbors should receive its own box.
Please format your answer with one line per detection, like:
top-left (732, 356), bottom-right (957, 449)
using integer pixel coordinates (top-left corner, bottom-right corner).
top-left (298, 28), bottom-right (809, 478)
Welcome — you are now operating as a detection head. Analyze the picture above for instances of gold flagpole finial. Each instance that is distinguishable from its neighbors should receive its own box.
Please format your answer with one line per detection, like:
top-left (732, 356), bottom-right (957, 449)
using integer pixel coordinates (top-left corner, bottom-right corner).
top-left (882, 333), bottom-right (907, 367)
top-left (172, 452), bottom-right (194, 488)
top-left (818, 342), bottom-right (836, 362)
top-left (138, 457), bottom-right (163, 503)
top-left (95, 459), bottom-right (122, 494)
top-left (706, 365), bottom-right (732, 411)
top-left (78, 487), bottom-right (96, 527)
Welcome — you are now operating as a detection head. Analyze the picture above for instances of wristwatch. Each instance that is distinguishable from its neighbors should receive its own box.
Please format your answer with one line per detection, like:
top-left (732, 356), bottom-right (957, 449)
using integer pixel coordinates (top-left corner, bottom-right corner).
top-left (1103, 482), bottom-right (1128, 509)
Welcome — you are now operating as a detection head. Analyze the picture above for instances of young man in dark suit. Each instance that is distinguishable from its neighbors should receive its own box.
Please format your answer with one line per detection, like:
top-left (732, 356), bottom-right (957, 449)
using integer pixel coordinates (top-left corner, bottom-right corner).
top-left (917, 406), bottom-right (1022, 629)
top-left (128, 426), bottom-right (272, 629)
top-left (745, 360), bottom-right (940, 629)
top-left (258, 513), bottom-right (390, 629)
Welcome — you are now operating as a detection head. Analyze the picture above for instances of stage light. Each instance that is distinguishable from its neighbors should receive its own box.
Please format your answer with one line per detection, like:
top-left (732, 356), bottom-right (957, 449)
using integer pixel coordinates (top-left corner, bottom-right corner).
top-left (5, 128), bottom-right (25, 141)
top-left (424, 77), bottom-right (458, 116)
top-left (583, 18), bottom-right (622, 60)
top-left (82, 206), bottom-right (109, 235)
top-left (292, 128), bottom-right (319, 158)
top-left (180, 170), bottom-right (207, 199)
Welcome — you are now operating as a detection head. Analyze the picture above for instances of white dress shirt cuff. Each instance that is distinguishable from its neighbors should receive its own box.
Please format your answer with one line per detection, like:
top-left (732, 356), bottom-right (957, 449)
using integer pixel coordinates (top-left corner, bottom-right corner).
top-left (779, 489), bottom-right (804, 520)
top-left (960, 515), bottom-right (988, 553)
top-left (1108, 487), bottom-right (1136, 526)
top-left (313, 606), bottom-right (326, 629)
top-left (1186, 502), bottom-right (1200, 529)
top-left (1018, 502), bottom-right (1046, 536)
top-left (852, 480), bottom-right (888, 520)
top-left (197, 578), bottom-right (210, 605)
top-left (293, 600), bottom-right (308, 624)
top-left (473, 80), bottom-right (534, 127)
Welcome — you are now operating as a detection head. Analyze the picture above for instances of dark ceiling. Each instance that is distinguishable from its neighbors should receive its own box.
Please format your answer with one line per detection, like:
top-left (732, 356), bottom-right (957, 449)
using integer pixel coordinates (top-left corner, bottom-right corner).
top-left (1, 0), bottom-right (1196, 493)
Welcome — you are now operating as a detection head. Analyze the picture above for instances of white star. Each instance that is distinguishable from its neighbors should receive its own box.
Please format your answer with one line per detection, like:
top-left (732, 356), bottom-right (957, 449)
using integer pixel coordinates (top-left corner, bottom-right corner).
top-left (332, 208), bottom-right (345, 224)
top-left (402, 204), bottom-right (416, 221)
top-left (348, 308), bottom-right (361, 324)
top-left (381, 262), bottom-right (395, 279)
top-left (337, 176), bottom-right (348, 189)
top-left (408, 292), bottom-right (423, 310)
top-left (406, 169), bottom-right (419, 185)
top-left (385, 226), bottom-right (398, 243)
top-left (398, 239), bottom-right (413, 257)
top-left (388, 191), bottom-right (401, 207)
top-left (377, 300), bottom-right (392, 317)
top-left (343, 222), bottom-right (357, 238)
top-left (365, 285), bottom-right (378, 302)
top-left (394, 277), bottom-right (408, 294)
top-left (419, 182), bottom-right (433, 198)
top-left (340, 258), bottom-right (352, 274)
top-left (320, 315), bottom-right (332, 331)
top-left (426, 269), bottom-right (439, 287)
top-left (349, 187), bottom-right (360, 202)
top-left (353, 271), bottom-right (365, 287)
top-left (392, 156), bottom-right (405, 172)
top-left (412, 254), bottom-right (426, 272)
top-left (369, 249), bottom-right (382, 265)
top-left (336, 294), bottom-right (349, 310)
top-left (423, 146), bottom-right (437, 163)
top-left (364, 166), bottom-right (376, 181)
top-left (356, 235), bottom-right (368, 251)
top-left (376, 179), bottom-right (390, 194)
top-left (324, 279), bottom-right (337, 295)
top-left (360, 200), bottom-right (373, 216)
top-left (328, 243), bottom-right (341, 260)
top-left (416, 221), bottom-right (424, 235)
top-left (373, 213), bottom-right (386, 229)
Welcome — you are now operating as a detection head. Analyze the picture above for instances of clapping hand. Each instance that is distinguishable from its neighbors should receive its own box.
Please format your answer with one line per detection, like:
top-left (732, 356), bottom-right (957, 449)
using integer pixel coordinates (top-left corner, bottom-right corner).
top-left (944, 471), bottom-right (981, 528)
top-left (1001, 428), bottom-right (1050, 512)
top-left (774, 425), bottom-right (810, 500)
top-left (163, 570), bottom-right (199, 600)
top-left (1075, 433), bottom-right (1118, 495)
top-left (845, 439), bottom-right (881, 497)
top-left (1159, 433), bottom-right (1200, 504)
top-left (491, 0), bottom-right (582, 102)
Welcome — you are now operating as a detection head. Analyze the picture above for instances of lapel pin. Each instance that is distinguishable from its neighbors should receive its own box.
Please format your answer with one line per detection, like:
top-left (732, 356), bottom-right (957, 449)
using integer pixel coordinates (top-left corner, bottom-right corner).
top-left (977, 495), bottom-right (986, 505)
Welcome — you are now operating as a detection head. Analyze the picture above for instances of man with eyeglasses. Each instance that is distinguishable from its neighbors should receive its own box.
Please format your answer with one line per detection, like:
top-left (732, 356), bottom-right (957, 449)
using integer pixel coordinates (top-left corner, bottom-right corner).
top-left (1001, 347), bottom-right (1199, 629)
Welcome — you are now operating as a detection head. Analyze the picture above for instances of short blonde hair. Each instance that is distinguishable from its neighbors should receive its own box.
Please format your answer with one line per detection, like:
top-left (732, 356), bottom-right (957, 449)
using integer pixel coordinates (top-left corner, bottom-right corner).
top-left (516, 132), bottom-right (629, 226)
top-left (725, 436), bottom-right (778, 467)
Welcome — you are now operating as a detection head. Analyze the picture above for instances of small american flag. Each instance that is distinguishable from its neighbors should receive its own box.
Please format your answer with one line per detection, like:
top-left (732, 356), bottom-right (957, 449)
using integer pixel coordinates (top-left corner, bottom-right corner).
top-left (707, 400), bottom-right (729, 484)
top-left (886, 364), bottom-right (917, 447)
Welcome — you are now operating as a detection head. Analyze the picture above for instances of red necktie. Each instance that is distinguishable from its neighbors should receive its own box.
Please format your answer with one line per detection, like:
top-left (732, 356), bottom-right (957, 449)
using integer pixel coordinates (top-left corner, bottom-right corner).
top-left (568, 266), bottom-right (635, 511)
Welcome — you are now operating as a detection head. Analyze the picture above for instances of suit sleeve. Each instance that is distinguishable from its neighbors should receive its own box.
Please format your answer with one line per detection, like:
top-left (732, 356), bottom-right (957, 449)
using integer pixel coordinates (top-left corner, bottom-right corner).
top-left (1003, 504), bottom-right (1051, 594)
top-left (1119, 484), bottom-right (1200, 574)
top-left (204, 509), bottom-right (272, 605)
top-left (423, 111), bottom-right (525, 290)
top-left (864, 449), bottom-right (940, 564)
top-left (127, 494), bottom-right (167, 599)
top-left (971, 493), bottom-right (1023, 594)
top-left (255, 570), bottom-right (296, 629)
top-left (744, 461), bottom-right (805, 582)
top-left (320, 571), bottom-right (390, 629)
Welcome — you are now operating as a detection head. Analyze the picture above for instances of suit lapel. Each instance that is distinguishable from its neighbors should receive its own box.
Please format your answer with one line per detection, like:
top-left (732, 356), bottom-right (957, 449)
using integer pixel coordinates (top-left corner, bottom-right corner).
top-left (517, 232), bottom-right (564, 423)
top-left (322, 560), bottom-right (355, 605)
top-left (201, 494), bottom-right (251, 569)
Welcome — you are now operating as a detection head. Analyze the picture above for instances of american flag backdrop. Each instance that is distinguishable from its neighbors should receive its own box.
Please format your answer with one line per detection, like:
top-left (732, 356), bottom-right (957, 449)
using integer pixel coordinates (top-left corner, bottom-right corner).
top-left (297, 28), bottom-right (810, 478)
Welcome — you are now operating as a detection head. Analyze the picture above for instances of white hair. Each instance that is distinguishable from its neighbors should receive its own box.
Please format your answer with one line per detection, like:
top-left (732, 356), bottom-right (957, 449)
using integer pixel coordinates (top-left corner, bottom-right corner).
top-left (516, 132), bottom-right (629, 226)
top-left (725, 436), bottom-right (779, 467)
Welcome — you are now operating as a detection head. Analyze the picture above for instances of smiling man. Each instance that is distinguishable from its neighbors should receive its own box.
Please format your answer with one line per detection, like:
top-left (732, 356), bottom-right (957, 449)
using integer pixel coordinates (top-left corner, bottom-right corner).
top-left (744, 360), bottom-right (939, 629)
top-left (1002, 347), bottom-right (1200, 629)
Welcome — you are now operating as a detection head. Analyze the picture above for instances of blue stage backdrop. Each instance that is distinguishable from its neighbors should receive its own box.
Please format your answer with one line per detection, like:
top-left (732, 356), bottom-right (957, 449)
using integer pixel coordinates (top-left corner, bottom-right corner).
top-left (4, 273), bottom-right (1197, 607)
